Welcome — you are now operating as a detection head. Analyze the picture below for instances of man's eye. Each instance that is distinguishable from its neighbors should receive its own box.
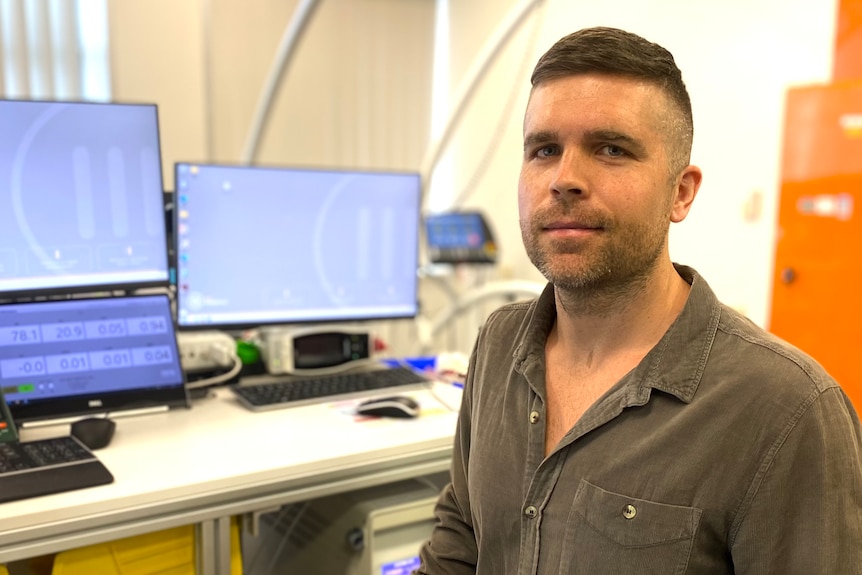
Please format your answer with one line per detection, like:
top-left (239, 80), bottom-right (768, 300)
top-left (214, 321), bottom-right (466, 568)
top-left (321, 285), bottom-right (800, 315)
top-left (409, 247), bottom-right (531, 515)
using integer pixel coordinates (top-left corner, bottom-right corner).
top-left (602, 145), bottom-right (626, 157)
top-left (536, 145), bottom-right (558, 158)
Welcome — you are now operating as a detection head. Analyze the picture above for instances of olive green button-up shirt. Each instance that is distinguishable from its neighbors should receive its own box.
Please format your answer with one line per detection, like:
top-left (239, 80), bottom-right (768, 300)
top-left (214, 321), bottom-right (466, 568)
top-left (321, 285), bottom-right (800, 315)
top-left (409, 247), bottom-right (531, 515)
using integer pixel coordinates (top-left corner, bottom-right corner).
top-left (417, 265), bottom-right (862, 574)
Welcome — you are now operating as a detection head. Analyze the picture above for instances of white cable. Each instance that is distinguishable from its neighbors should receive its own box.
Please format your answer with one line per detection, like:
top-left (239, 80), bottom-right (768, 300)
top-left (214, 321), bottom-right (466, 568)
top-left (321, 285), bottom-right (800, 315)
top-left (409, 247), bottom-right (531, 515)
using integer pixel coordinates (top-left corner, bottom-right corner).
top-left (449, 0), bottom-right (547, 209)
top-left (419, 279), bottom-right (545, 354)
top-left (419, 0), bottom-right (547, 211)
top-left (264, 501), bottom-right (309, 574)
top-left (185, 353), bottom-right (243, 390)
top-left (426, 382), bottom-right (460, 413)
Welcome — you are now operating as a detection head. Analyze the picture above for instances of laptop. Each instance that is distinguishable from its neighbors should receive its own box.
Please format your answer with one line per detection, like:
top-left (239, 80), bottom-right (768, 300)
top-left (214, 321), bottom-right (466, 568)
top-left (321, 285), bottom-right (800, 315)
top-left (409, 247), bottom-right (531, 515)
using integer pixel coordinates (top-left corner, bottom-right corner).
top-left (0, 294), bottom-right (190, 426)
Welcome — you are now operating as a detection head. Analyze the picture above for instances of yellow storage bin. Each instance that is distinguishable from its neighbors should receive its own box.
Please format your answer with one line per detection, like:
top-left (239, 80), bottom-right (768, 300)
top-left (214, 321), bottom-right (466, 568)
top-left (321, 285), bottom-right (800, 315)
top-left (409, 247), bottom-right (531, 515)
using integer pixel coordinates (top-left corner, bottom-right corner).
top-left (52, 519), bottom-right (242, 575)
top-left (1, 564), bottom-right (8, 575)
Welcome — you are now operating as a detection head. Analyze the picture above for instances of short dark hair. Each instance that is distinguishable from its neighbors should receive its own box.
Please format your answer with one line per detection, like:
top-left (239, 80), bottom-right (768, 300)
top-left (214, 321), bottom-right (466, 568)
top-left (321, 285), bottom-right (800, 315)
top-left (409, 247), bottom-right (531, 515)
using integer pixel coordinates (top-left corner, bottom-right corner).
top-left (531, 27), bottom-right (693, 173)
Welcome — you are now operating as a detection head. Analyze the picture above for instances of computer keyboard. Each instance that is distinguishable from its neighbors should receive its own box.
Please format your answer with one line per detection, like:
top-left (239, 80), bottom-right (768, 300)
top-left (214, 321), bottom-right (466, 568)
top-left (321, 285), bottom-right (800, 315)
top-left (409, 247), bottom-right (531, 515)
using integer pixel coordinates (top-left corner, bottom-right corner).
top-left (231, 365), bottom-right (432, 412)
top-left (0, 436), bottom-right (114, 504)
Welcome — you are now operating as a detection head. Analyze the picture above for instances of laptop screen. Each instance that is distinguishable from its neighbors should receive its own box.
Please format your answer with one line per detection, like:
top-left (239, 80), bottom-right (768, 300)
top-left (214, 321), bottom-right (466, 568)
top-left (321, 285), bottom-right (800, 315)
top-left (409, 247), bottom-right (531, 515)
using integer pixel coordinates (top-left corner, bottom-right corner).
top-left (0, 294), bottom-right (189, 424)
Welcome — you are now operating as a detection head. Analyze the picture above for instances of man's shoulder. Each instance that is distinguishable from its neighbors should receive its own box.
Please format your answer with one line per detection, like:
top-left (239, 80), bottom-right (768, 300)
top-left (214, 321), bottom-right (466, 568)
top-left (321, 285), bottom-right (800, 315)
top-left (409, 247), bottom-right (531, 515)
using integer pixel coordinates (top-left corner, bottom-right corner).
top-left (487, 298), bottom-right (538, 319)
top-left (473, 296), bottom-right (547, 359)
top-left (714, 303), bottom-right (838, 394)
top-left (483, 296), bottom-right (544, 334)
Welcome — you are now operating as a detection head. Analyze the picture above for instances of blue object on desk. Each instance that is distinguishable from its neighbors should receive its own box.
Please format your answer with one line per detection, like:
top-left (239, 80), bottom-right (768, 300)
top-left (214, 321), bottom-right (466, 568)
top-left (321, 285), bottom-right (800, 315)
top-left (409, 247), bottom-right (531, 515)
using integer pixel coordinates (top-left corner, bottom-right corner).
top-left (382, 357), bottom-right (437, 371)
top-left (382, 357), bottom-right (465, 389)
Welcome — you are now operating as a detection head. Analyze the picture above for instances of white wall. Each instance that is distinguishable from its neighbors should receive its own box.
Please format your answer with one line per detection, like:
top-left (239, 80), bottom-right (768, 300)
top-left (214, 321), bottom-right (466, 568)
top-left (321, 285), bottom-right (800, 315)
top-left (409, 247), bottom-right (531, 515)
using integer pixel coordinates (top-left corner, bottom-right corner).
top-left (433, 0), bottom-right (838, 328)
top-left (108, 0), bottom-right (209, 192)
top-left (107, 0), bottom-right (840, 340)
top-left (108, 0), bottom-right (435, 181)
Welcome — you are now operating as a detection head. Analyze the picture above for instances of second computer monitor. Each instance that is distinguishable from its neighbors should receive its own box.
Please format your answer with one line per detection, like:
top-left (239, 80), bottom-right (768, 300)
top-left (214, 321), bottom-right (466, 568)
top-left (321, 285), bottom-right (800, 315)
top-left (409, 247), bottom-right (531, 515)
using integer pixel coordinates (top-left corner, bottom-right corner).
top-left (0, 99), bottom-right (169, 297)
top-left (174, 163), bottom-right (421, 329)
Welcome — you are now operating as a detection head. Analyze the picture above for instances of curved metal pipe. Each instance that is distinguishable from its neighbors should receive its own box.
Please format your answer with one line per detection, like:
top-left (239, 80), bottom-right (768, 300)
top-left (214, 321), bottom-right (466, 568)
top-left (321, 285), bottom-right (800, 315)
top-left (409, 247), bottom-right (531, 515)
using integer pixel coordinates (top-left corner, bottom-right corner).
top-left (241, 0), bottom-right (322, 164)
top-left (419, 0), bottom-right (546, 211)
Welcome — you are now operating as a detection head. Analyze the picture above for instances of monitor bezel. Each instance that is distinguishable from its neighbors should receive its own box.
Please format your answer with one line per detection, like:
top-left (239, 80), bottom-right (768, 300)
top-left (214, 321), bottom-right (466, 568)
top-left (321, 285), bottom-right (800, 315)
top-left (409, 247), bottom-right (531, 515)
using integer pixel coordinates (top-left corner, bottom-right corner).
top-left (0, 98), bottom-right (172, 300)
top-left (1, 293), bottom-right (190, 424)
top-left (173, 161), bottom-right (422, 332)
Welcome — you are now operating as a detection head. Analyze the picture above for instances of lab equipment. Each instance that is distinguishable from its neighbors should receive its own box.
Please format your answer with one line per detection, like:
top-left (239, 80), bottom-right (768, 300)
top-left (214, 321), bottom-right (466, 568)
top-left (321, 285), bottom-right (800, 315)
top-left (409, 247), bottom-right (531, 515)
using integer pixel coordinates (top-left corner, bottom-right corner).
top-left (243, 473), bottom-right (448, 575)
top-left (256, 325), bottom-right (374, 375)
top-left (424, 211), bottom-right (497, 264)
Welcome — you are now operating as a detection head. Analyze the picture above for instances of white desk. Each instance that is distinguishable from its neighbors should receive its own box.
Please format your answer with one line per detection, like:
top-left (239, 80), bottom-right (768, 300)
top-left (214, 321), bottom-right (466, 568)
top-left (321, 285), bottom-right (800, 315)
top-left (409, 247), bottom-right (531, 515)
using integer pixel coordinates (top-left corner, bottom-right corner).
top-left (0, 383), bottom-right (461, 574)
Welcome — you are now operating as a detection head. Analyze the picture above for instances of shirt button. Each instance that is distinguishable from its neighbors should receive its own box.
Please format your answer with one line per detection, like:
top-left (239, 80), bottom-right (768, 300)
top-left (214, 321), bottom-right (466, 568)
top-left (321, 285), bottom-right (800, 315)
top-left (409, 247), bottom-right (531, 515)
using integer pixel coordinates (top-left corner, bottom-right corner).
top-left (524, 505), bottom-right (538, 518)
top-left (623, 504), bottom-right (637, 520)
top-left (529, 410), bottom-right (540, 424)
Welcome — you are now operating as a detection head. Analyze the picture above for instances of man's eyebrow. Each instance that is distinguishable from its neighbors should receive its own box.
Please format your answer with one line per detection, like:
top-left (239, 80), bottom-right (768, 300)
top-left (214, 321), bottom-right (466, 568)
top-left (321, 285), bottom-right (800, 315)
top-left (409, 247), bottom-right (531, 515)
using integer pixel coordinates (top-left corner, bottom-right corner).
top-left (584, 129), bottom-right (647, 154)
top-left (523, 128), bottom-right (648, 155)
top-left (523, 130), bottom-right (558, 149)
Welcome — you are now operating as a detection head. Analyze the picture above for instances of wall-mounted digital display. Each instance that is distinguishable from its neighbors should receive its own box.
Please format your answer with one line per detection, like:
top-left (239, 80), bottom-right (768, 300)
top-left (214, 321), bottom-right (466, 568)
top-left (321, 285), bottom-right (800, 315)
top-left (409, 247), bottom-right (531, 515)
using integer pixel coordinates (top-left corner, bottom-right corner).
top-left (425, 211), bottom-right (497, 264)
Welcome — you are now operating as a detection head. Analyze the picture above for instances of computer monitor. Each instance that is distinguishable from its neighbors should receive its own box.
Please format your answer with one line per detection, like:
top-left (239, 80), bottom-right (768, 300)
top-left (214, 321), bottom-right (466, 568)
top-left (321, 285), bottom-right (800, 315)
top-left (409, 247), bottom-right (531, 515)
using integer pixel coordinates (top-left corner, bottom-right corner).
top-left (174, 163), bottom-right (421, 329)
top-left (0, 99), bottom-right (170, 297)
top-left (0, 294), bottom-right (189, 425)
top-left (425, 211), bottom-right (498, 264)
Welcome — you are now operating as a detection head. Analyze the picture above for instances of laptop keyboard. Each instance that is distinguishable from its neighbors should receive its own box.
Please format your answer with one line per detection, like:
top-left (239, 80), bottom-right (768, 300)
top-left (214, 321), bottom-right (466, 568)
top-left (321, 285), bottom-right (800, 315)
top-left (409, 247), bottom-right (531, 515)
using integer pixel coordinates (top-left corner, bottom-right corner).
top-left (0, 436), bottom-right (114, 504)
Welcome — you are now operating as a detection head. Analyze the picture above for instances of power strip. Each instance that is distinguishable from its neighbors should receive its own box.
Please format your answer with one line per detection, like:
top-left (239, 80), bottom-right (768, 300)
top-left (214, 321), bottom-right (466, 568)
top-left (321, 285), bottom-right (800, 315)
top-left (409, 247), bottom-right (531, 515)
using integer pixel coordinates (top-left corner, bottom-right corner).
top-left (177, 331), bottom-right (237, 372)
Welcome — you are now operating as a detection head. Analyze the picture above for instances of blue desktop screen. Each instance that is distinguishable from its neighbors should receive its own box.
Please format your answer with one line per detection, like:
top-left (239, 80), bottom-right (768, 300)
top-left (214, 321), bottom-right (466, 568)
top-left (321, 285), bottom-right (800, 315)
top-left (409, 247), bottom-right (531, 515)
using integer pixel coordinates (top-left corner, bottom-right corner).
top-left (425, 212), bottom-right (487, 250)
top-left (0, 100), bottom-right (169, 295)
top-left (174, 163), bottom-right (421, 328)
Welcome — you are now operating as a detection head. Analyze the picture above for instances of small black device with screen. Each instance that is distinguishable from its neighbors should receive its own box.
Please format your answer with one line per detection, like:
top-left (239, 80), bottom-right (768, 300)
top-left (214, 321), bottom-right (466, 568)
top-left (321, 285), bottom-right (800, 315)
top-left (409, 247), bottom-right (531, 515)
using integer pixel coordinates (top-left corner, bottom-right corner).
top-left (258, 326), bottom-right (373, 375)
top-left (424, 211), bottom-right (498, 264)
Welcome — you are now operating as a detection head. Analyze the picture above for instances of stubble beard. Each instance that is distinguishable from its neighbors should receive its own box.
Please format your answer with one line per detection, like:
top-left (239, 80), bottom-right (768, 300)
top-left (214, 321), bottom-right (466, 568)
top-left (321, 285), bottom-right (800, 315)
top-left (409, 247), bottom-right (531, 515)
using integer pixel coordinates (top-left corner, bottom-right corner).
top-left (520, 214), bottom-right (667, 315)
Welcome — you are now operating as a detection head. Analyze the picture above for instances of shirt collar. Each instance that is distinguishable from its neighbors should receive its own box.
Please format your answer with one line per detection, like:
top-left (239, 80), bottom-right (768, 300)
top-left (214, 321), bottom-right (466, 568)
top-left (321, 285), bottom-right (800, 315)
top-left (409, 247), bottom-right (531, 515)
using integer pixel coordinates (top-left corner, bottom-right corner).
top-left (514, 264), bottom-right (722, 403)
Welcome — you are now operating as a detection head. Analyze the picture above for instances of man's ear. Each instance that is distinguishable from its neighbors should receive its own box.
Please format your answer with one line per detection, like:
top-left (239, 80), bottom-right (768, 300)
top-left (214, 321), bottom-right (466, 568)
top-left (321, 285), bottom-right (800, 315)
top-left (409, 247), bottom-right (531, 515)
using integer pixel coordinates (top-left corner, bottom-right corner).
top-left (670, 165), bottom-right (702, 223)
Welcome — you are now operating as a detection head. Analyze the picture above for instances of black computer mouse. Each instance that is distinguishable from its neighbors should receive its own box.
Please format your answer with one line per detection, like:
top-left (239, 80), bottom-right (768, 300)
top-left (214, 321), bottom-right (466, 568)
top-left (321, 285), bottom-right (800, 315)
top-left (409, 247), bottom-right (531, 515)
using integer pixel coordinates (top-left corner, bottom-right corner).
top-left (356, 396), bottom-right (421, 419)
top-left (70, 417), bottom-right (116, 450)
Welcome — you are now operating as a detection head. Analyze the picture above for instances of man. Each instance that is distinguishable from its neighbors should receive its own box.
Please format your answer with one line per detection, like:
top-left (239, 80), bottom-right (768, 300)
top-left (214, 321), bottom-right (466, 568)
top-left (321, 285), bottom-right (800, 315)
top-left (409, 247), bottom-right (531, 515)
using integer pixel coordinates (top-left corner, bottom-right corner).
top-left (416, 27), bottom-right (862, 574)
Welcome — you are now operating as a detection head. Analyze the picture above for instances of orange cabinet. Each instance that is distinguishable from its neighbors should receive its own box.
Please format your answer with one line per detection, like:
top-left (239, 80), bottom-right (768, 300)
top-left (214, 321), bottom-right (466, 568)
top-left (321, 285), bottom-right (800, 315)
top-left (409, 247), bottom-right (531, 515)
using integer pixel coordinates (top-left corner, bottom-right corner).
top-left (770, 80), bottom-right (862, 411)
top-left (835, 0), bottom-right (862, 80)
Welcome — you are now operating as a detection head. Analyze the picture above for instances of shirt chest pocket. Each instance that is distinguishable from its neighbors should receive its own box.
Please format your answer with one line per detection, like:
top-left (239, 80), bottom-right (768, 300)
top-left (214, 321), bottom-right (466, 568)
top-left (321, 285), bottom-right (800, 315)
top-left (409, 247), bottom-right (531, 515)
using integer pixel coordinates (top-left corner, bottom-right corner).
top-left (560, 480), bottom-right (702, 575)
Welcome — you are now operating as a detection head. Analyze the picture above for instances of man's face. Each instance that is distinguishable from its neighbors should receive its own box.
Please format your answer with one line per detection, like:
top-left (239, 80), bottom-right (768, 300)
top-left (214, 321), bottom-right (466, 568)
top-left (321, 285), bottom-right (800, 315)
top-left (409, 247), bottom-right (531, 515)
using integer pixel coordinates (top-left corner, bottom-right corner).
top-left (518, 73), bottom-right (688, 293)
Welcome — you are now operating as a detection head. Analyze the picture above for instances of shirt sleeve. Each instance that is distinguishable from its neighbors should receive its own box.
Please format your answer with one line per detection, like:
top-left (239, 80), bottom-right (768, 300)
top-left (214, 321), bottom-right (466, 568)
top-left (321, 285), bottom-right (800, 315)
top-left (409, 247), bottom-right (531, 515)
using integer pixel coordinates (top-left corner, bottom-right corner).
top-left (415, 344), bottom-right (480, 574)
top-left (730, 386), bottom-right (862, 573)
